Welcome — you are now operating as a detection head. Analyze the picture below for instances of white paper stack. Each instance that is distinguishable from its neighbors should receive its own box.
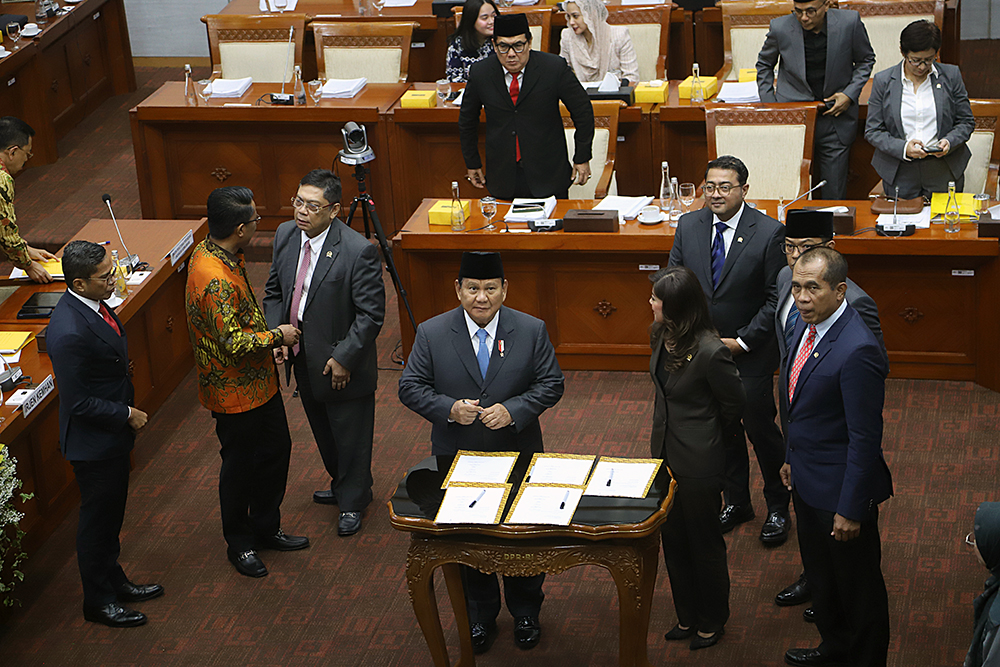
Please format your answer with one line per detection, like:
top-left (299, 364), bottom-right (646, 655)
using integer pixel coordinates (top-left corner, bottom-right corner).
top-left (877, 206), bottom-right (931, 229)
top-left (593, 195), bottom-right (654, 222)
top-left (717, 81), bottom-right (760, 103)
top-left (384, 0), bottom-right (418, 6)
top-left (259, 0), bottom-right (299, 10)
top-left (207, 77), bottom-right (253, 98)
top-left (322, 78), bottom-right (368, 98)
top-left (504, 196), bottom-right (557, 222)
top-left (511, 0), bottom-right (538, 5)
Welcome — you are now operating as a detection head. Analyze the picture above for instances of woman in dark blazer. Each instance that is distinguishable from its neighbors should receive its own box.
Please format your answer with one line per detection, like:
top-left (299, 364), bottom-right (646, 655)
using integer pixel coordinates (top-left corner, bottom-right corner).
top-left (648, 266), bottom-right (745, 650)
top-left (865, 20), bottom-right (975, 199)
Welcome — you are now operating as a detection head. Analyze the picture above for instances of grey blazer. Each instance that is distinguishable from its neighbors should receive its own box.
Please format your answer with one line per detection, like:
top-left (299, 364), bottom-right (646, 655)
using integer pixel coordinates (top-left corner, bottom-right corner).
top-left (263, 219), bottom-right (385, 402)
top-left (668, 204), bottom-right (786, 377)
top-left (864, 62), bottom-right (974, 191)
top-left (757, 8), bottom-right (876, 145)
top-left (398, 306), bottom-right (564, 456)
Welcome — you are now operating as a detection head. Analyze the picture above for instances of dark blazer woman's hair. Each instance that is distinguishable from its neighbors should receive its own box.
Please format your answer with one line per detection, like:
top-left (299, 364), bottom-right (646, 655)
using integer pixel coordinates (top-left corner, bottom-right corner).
top-left (452, 0), bottom-right (500, 55)
top-left (650, 266), bottom-right (718, 370)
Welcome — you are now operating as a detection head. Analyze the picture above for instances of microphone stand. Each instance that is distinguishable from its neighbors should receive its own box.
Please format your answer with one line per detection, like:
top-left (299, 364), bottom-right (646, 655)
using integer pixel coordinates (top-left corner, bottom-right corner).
top-left (778, 179), bottom-right (828, 223)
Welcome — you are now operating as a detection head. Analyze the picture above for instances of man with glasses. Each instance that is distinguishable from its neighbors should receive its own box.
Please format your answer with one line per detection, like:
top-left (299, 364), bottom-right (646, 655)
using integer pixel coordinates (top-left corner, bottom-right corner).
top-left (0, 116), bottom-right (59, 283)
top-left (186, 186), bottom-right (308, 578)
top-left (459, 12), bottom-right (594, 200)
top-left (263, 169), bottom-right (385, 537)
top-left (756, 0), bottom-right (875, 199)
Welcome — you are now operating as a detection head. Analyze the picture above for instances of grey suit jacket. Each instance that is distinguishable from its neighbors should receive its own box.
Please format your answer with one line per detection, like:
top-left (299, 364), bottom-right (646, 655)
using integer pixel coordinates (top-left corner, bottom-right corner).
top-left (864, 62), bottom-right (974, 191)
top-left (263, 219), bottom-right (385, 403)
top-left (398, 306), bottom-right (564, 456)
top-left (667, 204), bottom-right (785, 377)
top-left (757, 8), bottom-right (875, 145)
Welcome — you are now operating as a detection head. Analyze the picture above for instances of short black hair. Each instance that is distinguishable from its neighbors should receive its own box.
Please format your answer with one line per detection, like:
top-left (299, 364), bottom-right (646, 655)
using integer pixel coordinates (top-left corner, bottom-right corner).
top-left (705, 155), bottom-right (749, 186)
top-left (0, 117), bottom-right (35, 151)
top-left (206, 186), bottom-right (256, 240)
top-left (299, 169), bottom-right (342, 208)
top-left (797, 246), bottom-right (848, 287)
top-left (63, 240), bottom-right (107, 285)
top-left (900, 20), bottom-right (941, 55)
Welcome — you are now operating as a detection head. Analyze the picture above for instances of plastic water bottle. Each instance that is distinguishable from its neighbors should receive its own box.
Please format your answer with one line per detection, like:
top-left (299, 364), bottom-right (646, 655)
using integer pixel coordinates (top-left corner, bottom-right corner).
top-left (293, 65), bottom-right (306, 106)
top-left (450, 181), bottom-right (465, 231)
top-left (945, 181), bottom-right (960, 233)
top-left (691, 63), bottom-right (705, 104)
top-left (184, 64), bottom-right (196, 105)
top-left (659, 161), bottom-right (671, 217)
top-left (110, 250), bottom-right (130, 299)
top-left (669, 177), bottom-right (682, 224)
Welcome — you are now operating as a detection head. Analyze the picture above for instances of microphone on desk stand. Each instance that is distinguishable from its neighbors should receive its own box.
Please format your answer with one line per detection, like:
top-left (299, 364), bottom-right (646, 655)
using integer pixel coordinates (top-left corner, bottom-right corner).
top-left (102, 194), bottom-right (139, 270)
top-left (778, 180), bottom-right (827, 223)
top-left (270, 26), bottom-right (295, 105)
top-left (0, 353), bottom-right (24, 393)
top-left (893, 185), bottom-right (899, 226)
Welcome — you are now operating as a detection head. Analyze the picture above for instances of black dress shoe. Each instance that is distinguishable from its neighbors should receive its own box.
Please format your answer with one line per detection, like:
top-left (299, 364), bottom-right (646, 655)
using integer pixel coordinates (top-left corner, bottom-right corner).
top-left (784, 648), bottom-right (845, 666)
top-left (258, 529), bottom-right (310, 551)
top-left (759, 510), bottom-right (790, 544)
top-left (513, 616), bottom-right (541, 649)
top-left (83, 602), bottom-right (147, 628)
top-left (471, 621), bottom-right (498, 654)
top-left (338, 511), bottom-right (362, 536)
top-left (775, 573), bottom-right (811, 606)
top-left (690, 627), bottom-right (724, 650)
top-left (228, 550), bottom-right (268, 578)
top-left (663, 624), bottom-right (696, 641)
top-left (116, 581), bottom-right (164, 603)
top-left (719, 504), bottom-right (755, 533)
top-left (803, 607), bottom-right (815, 623)
top-left (313, 489), bottom-right (338, 505)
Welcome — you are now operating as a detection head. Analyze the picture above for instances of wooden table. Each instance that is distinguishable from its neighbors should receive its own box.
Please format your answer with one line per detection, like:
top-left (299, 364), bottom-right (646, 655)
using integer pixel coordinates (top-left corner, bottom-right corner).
top-left (2, 217), bottom-right (208, 555)
top-left (393, 198), bottom-right (1000, 391)
top-left (388, 453), bottom-right (676, 667)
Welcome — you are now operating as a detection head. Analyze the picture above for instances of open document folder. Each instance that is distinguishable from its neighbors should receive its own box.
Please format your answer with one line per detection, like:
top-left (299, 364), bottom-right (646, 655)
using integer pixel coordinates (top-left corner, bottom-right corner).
top-left (435, 484), bottom-right (511, 524)
top-left (10, 258), bottom-right (63, 280)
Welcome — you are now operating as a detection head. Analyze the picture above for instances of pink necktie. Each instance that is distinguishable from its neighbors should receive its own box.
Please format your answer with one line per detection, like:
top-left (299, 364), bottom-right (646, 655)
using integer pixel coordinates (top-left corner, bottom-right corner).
top-left (788, 324), bottom-right (817, 401)
top-left (289, 241), bottom-right (312, 356)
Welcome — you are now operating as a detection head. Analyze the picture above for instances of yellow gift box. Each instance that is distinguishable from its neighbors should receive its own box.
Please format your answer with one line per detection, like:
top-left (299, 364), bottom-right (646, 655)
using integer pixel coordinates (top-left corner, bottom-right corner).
top-left (429, 199), bottom-right (472, 226)
top-left (678, 75), bottom-right (718, 100)
top-left (739, 69), bottom-right (757, 83)
top-left (401, 90), bottom-right (437, 108)
top-left (930, 191), bottom-right (978, 217)
top-left (635, 81), bottom-right (669, 104)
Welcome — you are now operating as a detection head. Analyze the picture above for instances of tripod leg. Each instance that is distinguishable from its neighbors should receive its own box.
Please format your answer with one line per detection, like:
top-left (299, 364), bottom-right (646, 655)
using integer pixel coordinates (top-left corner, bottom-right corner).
top-left (359, 197), bottom-right (417, 334)
top-left (344, 197), bottom-right (361, 231)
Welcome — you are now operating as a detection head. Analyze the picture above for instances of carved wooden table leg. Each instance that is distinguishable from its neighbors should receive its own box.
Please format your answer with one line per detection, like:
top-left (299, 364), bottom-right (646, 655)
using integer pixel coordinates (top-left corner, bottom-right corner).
top-left (442, 562), bottom-right (475, 666)
top-left (607, 535), bottom-right (659, 667)
top-left (406, 539), bottom-right (457, 667)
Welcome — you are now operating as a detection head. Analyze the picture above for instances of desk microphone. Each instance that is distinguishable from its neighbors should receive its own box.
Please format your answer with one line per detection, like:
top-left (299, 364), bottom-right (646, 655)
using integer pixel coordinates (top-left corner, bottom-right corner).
top-left (270, 26), bottom-right (295, 105)
top-left (0, 353), bottom-right (23, 392)
top-left (101, 194), bottom-right (139, 269)
top-left (778, 180), bottom-right (827, 222)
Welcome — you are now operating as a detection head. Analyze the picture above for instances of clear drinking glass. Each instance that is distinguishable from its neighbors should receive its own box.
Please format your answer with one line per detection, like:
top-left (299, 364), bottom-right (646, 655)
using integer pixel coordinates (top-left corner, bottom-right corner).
top-left (195, 79), bottom-right (212, 104)
top-left (5, 22), bottom-right (20, 50)
top-left (679, 183), bottom-right (696, 212)
top-left (480, 197), bottom-right (497, 230)
top-left (436, 79), bottom-right (451, 105)
top-left (373, 0), bottom-right (385, 14)
top-left (308, 80), bottom-right (323, 105)
top-left (974, 193), bottom-right (990, 219)
top-left (273, 0), bottom-right (288, 12)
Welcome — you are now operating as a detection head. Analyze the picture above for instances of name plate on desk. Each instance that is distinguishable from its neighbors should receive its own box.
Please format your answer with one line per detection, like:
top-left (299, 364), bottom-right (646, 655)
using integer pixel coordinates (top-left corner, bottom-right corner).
top-left (168, 229), bottom-right (194, 266)
top-left (21, 373), bottom-right (55, 417)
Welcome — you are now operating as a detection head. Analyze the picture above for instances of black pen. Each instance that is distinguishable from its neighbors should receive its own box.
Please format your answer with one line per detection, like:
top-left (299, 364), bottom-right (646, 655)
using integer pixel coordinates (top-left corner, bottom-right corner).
top-left (606, 468), bottom-right (614, 487)
top-left (559, 490), bottom-right (570, 510)
top-left (469, 489), bottom-right (486, 508)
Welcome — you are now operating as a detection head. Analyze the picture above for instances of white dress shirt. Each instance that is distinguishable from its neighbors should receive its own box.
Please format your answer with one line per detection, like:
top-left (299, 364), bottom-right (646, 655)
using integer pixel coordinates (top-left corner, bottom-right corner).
top-left (711, 203), bottom-right (750, 352)
top-left (792, 298), bottom-right (848, 360)
top-left (464, 309), bottom-right (499, 356)
top-left (900, 62), bottom-right (939, 160)
top-left (504, 68), bottom-right (524, 93)
top-left (67, 288), bottom-right (101, 313)
top-left (294, 225), bottom-right (330, 322)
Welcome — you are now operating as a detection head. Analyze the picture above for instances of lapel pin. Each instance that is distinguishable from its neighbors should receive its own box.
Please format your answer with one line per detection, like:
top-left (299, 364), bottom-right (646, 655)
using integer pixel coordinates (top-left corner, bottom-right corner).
top-left (813, 352), bottom-right (819, 358)
top-left (936, 83), bottom-right (941, 88)
top-left (326, 251), bottom-right (333, 258)
top-left (737, 237), bottom-right (743, 243)
top-left (498, 340), bottom-right (505, 358)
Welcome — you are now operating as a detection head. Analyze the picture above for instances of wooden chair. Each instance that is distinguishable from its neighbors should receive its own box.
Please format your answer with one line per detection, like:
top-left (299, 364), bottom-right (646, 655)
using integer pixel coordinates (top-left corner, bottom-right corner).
top-left (454, 6), bottom-right (553, 52)
top-left (836, 0), bottom-right (944, 76)
top-left (717, 0), bottom-right (792, 82)
top-left (562, 100), bottom-right (622, 199)
top-left (606, 6), bottom-right (671, 82)
top-left (203, 13), bottom-right (307, 83)
top-left (311, 22), bottom-right (417, 84)
top-left (705, 103), bottom-right (819, 201)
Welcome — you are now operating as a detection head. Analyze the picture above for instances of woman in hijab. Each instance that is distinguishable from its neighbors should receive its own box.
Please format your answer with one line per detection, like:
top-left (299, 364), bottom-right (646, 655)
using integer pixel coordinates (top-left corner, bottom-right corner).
top-left (559, 0), bottom-right (640, 84)
top-left (445, 0), bottom-right (498, 82)
top-left (966, 501), bottom-right (1000, 667)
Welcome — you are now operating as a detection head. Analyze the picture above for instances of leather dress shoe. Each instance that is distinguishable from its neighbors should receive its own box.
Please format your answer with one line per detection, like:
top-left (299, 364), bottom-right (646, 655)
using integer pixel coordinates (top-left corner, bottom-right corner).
top-left (663, 624), bottom-right (696, 641)
top-left (513, 616), bottom-right (541, 649)
top-left (690, 627), bottom-right (724, 650)
top-left (759, 510), bottom-right (790, 545)
top-left (719, 504), bottom-right (755, 533)
top-left (229, 550), bottom-right (268, 578)
top-left (784, 648), bottom-right (845, 666)
top-left (83, 602), bottom-right (147, 628)
top-left (775, 573), bottom-right (811, 606)
top-left (258, 529), bottom-right (310, 551)
top-left (338, 511), bottom-right (362, 536)
top-left (313, 489), bottom-right (338, 505)
top-left (471, 621), bottom-right (498, 654)
top-left (116, 581), bottom-right (164, 603)
top-left (803, 607), bottom-right (815, 623)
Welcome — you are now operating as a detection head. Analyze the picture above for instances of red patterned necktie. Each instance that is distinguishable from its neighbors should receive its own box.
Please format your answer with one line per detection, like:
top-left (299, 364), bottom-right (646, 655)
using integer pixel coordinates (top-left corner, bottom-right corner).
top-left (509, 74), bottom-right (521, 162)
top-left (99, 303), bottom-right (120, 336)
top-left (788, 324), bottom-right (816, 401)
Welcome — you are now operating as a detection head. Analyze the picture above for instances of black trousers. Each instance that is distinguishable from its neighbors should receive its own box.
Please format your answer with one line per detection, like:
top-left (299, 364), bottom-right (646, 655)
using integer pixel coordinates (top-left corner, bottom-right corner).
top-left (513, 162), bottom-right (569, 200)
top-left (661, 475), bottom-right (729, 633)
top-left (295, 364), bottom-right (374, 512)
top-left (884, 158), bottom-right (964, 201)
top-left (212, 392), bottom-right (292, 554)
top-left (793, 490), bottom-right (889, 666)
top-left (461, 566), bottom-right (545, 625)
top-left (71, 454), bottom-right (131, 607)
top-left (814, 116), bottom-right (852, 200)
top-left (723, 373), bottom-right (789, 512)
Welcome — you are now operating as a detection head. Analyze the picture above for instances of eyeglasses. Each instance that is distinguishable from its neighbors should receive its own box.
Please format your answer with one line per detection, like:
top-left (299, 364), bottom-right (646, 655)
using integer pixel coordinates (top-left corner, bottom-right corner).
top-left (965, 531), bottom-right (977, 548)
top-left (495, 40), bottom-right (528, 54)
top-left (290, 197), bottom-right (334, 214)
top-left (7, 145), bottom-right (32, 160)
top-left (703, 183), bottom-right (737, 195)
top-left (782, 241), bottom-right (824, 255)
top-left (243, 215), bottom-right (262, 226)
top-left (90, 270), bottom-right (116, 284)
top-left (905, 56), bottom-right (936, 68)
top-left (793, 1), bottom-right (827, 18)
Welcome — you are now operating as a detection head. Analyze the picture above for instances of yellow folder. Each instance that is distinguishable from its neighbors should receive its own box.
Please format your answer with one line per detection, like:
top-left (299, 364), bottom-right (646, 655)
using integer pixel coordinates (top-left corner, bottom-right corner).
top-left (0, 331), bottom-right (36, 354)
top-left (930, 192), bottom-right (977, 217)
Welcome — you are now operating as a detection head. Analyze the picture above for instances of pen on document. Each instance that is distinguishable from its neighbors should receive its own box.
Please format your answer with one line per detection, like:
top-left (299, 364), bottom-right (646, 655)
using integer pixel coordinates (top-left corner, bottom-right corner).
top-left (559, 490), bottom-right (570, 510)
top-left (606, 468), bottom-right (614, 487)
top-left (469, 489), bottom-right (487, 508)
top-left (97, 241), bottom-right (111, 246)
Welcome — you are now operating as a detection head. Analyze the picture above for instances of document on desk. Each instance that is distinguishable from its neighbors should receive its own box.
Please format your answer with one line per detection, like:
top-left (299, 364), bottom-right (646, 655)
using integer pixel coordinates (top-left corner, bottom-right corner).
top-left (505, 485), bottom-right (583, 525)
top-left (10, 258), bottom-right (63, 280)
top-left (584, 457), bottom-right (662, 498)
top-left (435, 484), bottom-right (511, 524)
top-left (441, 450), bottom-right (519, 488)
top-left (876, 206), bottom-right (931, 229)
top-left (524, 453), bottom-right (595, 486)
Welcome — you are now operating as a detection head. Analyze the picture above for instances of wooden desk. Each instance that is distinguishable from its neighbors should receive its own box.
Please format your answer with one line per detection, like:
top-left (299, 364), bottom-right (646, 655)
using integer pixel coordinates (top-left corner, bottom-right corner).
top-left (388, 453), bottom-right (675, 667)
top-left (394, 198), bottom-right (1000, 391)
top-left (130, 81), bottom-right (408, 236)
top-left (3, 217), bottom-right (208, 555)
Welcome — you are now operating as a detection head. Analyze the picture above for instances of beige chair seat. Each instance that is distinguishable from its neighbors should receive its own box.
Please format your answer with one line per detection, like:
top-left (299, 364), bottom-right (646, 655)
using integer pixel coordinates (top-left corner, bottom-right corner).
top-left (203, 13), bottom-right (308, 83)
top-left (562, 100), bottom-right (622, 200)
top-left (311, 22), bottom-right (417, 84)
top-left (606, 6), bottom-right (671, 83)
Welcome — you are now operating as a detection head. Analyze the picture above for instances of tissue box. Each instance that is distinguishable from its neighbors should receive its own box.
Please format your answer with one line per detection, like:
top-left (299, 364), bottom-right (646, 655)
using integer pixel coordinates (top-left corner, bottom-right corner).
top-left (428, 199), bottom-right (471, 226)
top-left (738, 69), bottom-right (756, 83)
top-left (401, 90), bottom-right (437, 108)
top-left (635, 81), bottom-right (669, 104)
top-left (678, 75), bottom-right (718, 100)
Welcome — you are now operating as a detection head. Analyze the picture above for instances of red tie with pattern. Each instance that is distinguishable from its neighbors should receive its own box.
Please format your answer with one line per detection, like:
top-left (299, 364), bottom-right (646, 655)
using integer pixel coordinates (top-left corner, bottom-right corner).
top-left (99, 303), bottom-right (121, 336)
top-left (788, 324), bottom-right (816, 401)
top-left (509, 74), bottom-right (521, 162)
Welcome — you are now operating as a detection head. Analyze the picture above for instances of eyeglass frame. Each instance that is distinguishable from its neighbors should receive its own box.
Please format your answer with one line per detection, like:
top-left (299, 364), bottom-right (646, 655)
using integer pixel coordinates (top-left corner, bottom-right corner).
top-left (290, 197), bottom-right (335, 214)
top-left (905, 56), bottom-right (937, 68)
top-left (243, 214), bottom-right (262, 226)
top-left (702, 183), bottom-right (739, 196)
top-left (87, 268), bottom-right (118, 284)
top-left (4, 144), bottom-right (32, 160)
top-left (792, 0), bottom-right (827, 18)
top-left (782, 241), bottom-right (825, 255)
top-left (494, 40), bottom-right (529, 54)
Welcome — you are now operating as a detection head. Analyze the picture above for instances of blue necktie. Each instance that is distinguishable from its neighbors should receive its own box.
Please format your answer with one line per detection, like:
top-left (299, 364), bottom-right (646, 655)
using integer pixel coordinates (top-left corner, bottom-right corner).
top-left (476, 328), bottom-right (490, 379)
top-left (711, 221), bottom-right (727, 288)
top-left (783, 301), bottom-right (800, 356)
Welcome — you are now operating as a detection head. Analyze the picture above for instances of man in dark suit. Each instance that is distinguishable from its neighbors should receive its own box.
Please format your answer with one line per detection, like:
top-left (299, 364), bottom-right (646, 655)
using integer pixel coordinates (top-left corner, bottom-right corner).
top-left (263, 169), bottom-right (385, 538)
top-left (772, 209), bottom-right (886, 621)
top-left (668, 155), bottom-right (790, 545)
top-left (398, 251), bottom-right (564, 654)
top-left (459, 12), bottom-right (594, 200)
top-left (780, 247), bottom-right (892, 667)
top-left (756, 0), bottom-right (876, 199)
top-left (47, 240), bottom-right (163, 627)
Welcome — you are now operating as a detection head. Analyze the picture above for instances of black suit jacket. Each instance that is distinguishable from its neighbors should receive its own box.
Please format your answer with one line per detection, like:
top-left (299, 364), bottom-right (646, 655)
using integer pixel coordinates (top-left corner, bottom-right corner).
top-left (459, 50), bottom-right (594, 200)
top-left (668, 205), bottom-right (785, 377)
top-left (46, 292), bottom-right (134, 461)
top-left (398, 306), bottom-right (564, 456)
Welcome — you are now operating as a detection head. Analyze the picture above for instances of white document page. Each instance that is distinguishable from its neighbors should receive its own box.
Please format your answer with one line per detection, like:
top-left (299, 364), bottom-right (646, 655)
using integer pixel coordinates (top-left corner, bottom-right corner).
top-left (584, 459), bottom-right (659, 498)
top-left (877, 206), bottom-right (931, 229)
top-left (435, 486), bottom-right (508, 524)
top-left (505, 486), bottom-right (583, 525)
top-left (525, 454), bottom-right (595, 486)
top-left (443, 452), bottom-right (518, 487)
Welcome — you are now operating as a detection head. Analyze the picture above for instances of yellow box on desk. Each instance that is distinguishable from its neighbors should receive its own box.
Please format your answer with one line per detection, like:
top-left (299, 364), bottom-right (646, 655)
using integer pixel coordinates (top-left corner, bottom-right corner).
top-left (429, 199), bottom-right (472, 226)
top-left (635, 81), bottom-right (669, 104)
top-left (739, 69), bottom-right (757, 83)
top-left (678, 75), bottom-right (718, 100)
top-left (401, 90), bottom-right (437, 108)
